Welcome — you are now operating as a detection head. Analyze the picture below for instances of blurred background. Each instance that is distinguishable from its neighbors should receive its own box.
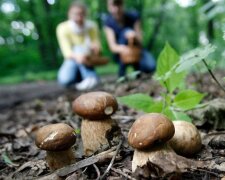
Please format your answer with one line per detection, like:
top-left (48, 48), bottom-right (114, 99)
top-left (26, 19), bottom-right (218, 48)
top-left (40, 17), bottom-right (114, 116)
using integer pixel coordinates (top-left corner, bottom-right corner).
top-left (0, 0), bottom-right (224, 84)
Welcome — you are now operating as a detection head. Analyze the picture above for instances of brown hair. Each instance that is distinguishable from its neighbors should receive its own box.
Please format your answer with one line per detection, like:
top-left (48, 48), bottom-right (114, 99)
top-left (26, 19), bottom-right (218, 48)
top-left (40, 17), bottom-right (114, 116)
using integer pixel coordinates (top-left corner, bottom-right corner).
top-left (69, 1), bottom-right (87, 12)
top-left (108, 0), bottom-right (123, 6)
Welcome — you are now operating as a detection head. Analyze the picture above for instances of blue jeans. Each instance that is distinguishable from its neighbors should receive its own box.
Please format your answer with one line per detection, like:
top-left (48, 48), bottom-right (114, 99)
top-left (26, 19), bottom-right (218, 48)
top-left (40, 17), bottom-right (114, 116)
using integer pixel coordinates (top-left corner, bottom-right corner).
top-left (57, 59), bottom-right (98, 87)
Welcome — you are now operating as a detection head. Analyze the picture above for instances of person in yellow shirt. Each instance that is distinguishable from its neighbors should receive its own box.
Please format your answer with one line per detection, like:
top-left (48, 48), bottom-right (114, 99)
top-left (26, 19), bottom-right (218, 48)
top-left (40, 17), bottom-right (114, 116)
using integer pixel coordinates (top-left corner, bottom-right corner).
top-left (56, 1), bottom-right (101, 90)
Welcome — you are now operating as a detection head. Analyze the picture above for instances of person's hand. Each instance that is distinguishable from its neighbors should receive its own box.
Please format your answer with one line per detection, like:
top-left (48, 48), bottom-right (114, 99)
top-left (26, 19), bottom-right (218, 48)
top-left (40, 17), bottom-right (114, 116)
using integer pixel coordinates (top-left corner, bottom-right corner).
top-left (117, 45), bottom-right (130, 55)
top-left (91, 43), bottom-right (101, 55)
top-left (125, 30), bottom-right (137, 40)
top-left (71, 53), bottom-right (88, 64)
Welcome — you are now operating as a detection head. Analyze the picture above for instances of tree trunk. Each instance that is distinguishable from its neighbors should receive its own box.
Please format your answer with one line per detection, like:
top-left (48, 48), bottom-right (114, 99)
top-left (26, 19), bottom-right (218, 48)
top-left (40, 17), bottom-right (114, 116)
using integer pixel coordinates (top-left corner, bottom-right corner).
top-left (146, 0), bottom-right (166, 50)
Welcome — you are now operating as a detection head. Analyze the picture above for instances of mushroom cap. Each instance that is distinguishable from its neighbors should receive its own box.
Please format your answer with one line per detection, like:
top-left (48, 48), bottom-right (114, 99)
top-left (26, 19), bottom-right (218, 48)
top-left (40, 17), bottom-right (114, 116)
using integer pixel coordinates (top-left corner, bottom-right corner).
top-left (169, 121), bottom-right (202, 156)
top-left (72, 91), bottom-right (118, 120)
top-left (128, 113), bottom-right (175, 150)
top-left (35, 123), bottom-right (76, 151)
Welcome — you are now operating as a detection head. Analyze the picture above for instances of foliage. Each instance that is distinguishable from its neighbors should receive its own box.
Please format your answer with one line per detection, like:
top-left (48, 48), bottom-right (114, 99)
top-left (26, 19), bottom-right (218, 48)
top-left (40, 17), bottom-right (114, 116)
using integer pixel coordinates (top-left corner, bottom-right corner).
top-left (156, 43), bottom-right (186, 93)
top-left (0, 0), bottom-right (225, 83)
top-left (118, 43), bottom-right (211, 122)
top-left (175, 44), bottom-right (216, 73)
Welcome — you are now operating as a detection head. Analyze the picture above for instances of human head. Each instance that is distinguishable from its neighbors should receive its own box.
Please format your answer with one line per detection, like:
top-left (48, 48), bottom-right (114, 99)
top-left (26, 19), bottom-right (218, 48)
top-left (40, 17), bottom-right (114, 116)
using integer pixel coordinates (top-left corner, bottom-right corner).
top-left (68, 1), bottom-right (87, 26)
top-left (107, 0), bottom-right (124, 21)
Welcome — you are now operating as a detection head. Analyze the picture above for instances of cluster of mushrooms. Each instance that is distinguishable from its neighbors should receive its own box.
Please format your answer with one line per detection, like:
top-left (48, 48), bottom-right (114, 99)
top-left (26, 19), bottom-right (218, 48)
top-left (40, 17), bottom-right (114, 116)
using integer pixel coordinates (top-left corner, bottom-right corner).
top-left (35, 91), bottom-right (202, 175)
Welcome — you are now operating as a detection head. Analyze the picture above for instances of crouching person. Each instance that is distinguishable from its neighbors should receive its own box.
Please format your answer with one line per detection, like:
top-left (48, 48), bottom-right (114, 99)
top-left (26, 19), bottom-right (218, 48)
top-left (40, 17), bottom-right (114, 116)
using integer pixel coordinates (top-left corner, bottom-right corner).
top-left (56, 1), bottom-right (101, 90)
top-left (104, 0), bottom-right (156, 77)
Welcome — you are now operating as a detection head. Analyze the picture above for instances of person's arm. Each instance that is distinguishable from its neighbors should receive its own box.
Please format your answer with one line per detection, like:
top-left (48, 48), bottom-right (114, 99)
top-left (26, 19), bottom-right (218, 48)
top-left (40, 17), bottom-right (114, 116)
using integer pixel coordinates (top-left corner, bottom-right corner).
top-left (56, 24), bottom-right (87, 63)
top-left (134, 20), bottom-right (142, 43)
top-left (56, 24), bottom-right (73, 59)
top-left (104, 26), bottom-right (129, 54)
top-left (89, 23), bottom-right (101, 54)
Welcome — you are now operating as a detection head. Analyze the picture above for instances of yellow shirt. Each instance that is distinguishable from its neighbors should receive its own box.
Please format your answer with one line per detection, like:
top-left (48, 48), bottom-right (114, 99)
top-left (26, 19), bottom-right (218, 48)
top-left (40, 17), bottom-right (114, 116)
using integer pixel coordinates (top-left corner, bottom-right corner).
top-left (56, 20), bottom-right (99, 59)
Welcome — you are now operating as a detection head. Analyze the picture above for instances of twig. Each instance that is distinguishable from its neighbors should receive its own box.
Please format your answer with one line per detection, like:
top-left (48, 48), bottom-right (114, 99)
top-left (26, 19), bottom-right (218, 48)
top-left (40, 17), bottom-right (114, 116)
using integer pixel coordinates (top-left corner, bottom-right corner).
top-left (198, 156), bottom-right (222, 161)
top-left (93, 164), bottom-right (100, 180)
top-left (111, 167), bottom-right (135, 180)
top-left (112, 115), bottom-right (135, 122)
top-left (56, 146), bottom-right (119, 177)
top-left (206, 131), bottom-right (225, 136)
top-left (100, 138), bottom-right (124, 180)
top-left (161, 81), bottom-right (169, 114)
top-left (190, 168), bottom-right (220, 177)
top-left (202, 59), bottom-right (225, 93)
top-left (57, 156), bottom-right (99, 177)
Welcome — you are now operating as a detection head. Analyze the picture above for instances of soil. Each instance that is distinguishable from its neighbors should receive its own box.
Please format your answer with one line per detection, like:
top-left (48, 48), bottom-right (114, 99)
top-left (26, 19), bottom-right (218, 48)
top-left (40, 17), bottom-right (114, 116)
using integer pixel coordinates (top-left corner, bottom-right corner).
top-left (0, 72), bottom-right (225, 180)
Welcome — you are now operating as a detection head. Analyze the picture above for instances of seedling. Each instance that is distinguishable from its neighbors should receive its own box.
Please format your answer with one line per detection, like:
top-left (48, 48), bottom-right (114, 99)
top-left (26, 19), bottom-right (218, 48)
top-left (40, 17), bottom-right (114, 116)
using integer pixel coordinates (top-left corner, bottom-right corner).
top-left (118, 43), bottom-right (210, 122)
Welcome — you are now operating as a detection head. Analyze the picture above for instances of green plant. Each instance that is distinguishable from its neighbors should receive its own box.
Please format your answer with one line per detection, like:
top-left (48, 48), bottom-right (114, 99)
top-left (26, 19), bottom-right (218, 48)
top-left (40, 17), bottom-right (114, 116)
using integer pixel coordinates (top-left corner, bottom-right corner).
top-left (117, 43), bottom-right (213, 122)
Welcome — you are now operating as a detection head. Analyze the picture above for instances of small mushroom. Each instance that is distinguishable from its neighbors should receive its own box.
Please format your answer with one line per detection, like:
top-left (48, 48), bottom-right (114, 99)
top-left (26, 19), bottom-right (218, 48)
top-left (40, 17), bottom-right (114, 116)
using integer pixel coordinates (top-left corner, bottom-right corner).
top-left (35, 123), bottom-right (76, 170)
top-left (128, 113), bottom-right (175, 172)
top-left (168, 120), bottom-right (202, 156)
top-left (73, 91), bottom-right (121, 156)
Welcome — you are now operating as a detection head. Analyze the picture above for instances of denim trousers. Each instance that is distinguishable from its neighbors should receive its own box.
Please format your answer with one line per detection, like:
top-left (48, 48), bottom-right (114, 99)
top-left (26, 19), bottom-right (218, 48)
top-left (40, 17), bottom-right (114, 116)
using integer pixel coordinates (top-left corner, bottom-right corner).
top-left (57, 59), bottom-right (98, 87)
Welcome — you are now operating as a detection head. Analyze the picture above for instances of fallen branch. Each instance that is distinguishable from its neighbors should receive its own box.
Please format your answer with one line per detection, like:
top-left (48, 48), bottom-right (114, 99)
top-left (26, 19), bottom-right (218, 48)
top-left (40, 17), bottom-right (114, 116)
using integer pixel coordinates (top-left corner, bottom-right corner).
top-left (56, 142), bottom-right (122, 177)
top-left (57, 156), bottom-right (99, 177)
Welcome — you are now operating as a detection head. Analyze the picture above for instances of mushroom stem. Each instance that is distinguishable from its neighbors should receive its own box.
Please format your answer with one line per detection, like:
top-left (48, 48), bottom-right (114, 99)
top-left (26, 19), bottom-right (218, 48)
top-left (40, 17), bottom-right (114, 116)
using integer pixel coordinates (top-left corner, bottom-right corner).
top-left (81, 119), bottom-right (121, 156)
top-left (46, 148), bottom-right (75, 170)
top-left (132, 144), bottom-right (173, 172)
top-left (132, 143), bottom-right (197, 175)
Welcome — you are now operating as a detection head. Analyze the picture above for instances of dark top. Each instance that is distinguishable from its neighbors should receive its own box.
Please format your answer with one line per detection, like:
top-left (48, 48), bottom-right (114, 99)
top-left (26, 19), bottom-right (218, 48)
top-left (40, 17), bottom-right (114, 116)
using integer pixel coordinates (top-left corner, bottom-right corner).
top-left (103, 11), bottom-right (140, 43)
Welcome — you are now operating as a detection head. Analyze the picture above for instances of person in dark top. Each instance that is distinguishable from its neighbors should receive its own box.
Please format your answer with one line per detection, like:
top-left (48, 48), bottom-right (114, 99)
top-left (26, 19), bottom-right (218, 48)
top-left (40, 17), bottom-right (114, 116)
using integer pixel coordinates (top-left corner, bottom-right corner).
top-left (104, 0), bottom-right (156, 77)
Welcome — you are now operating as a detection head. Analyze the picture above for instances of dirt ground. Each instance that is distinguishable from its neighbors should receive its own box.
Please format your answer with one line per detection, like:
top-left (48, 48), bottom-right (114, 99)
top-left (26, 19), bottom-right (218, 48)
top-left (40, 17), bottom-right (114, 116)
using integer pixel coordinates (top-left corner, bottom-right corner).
top-left (0, 72), bottom-right (225, 180)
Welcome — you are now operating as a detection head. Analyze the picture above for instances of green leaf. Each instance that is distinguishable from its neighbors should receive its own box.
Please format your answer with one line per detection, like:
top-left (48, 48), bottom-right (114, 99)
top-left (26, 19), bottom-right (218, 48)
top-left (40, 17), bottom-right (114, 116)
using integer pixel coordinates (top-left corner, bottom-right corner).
top-left (176, 44), bottom-right (216, 73)
top-left (148, 101), bottom-right (163, 113)
top-left (117, 93), bottom-right (153, 112)
top-left (2, 152), bottom-right (19, 167)
top-left (163, 108), bottom-right (175, 120)
top-left (173, 90), bottom-right (205, 110)
top-left (74, 129), bottom-right (80, 134)
top-left (163, 108), bottom-right (192, 122)
top-left (156, 42), bottom-right (186, 93)
top-left (172, 112), bottom-right (192, 122)
top-left (116, 71), bottom-right (141, 83)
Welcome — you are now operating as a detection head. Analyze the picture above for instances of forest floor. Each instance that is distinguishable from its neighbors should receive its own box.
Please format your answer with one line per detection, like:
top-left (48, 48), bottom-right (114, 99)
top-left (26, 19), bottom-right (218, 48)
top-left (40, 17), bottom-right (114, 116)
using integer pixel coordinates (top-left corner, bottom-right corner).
top-left (0, 71), bottom-right (225, 180)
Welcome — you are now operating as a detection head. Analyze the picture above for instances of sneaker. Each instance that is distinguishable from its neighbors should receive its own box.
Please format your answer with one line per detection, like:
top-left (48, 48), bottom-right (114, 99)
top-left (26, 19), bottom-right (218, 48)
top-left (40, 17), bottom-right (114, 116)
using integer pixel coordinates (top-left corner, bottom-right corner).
top-left (75, 77), bottom-right (98, 91)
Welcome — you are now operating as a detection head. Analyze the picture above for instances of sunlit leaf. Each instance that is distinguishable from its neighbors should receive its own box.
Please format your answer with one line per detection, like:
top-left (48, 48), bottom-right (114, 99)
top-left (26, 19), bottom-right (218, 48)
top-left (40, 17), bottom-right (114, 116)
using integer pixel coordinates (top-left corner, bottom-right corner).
top-left (173, 90), bottom-right (205, 110)
top-left (156, 42), bottom-right (186, 93)
top-left (117, 93), bottom-right (153, 112)
top-left (148, 101), bottom-right (163, 113)
top-left (163, 108), bottom-right (192, 122)
top-left (176, 44), bottom-right (216, 73)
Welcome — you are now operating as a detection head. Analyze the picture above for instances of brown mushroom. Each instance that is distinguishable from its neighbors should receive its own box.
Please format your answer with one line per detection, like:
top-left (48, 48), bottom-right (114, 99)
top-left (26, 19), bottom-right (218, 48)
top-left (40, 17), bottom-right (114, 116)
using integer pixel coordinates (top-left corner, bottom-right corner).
top-left (168, 121), bottom-right (202, 157)
top-left (128, 113), bottom-right (175, 172)
top-left (35, 123), bottom-right (76, 170)
top-left (73, 91), bottom-right (121, 156)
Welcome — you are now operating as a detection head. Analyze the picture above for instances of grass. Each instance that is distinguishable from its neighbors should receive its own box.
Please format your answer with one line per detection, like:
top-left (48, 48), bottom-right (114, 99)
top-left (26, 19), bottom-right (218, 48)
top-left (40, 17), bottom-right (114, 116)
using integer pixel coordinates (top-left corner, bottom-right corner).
top-left (0, 62), bottom-right (118, 85)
